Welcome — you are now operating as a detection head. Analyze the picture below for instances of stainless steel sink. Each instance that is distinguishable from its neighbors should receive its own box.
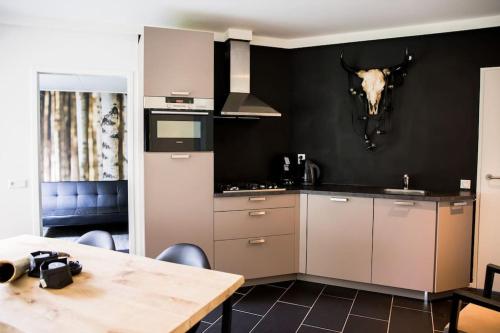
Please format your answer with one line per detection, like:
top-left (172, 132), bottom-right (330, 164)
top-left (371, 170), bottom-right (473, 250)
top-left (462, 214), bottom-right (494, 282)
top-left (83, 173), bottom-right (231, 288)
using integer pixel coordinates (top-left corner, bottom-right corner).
top-left (383, 188), bottom-right (428, 196)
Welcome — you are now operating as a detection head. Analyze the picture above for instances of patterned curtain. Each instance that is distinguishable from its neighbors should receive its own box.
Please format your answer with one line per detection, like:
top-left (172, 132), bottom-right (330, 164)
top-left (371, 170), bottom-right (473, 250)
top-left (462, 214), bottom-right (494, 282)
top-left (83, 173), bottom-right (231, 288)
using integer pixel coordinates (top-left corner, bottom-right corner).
top-left (40, 91), bottom-right (127, 182)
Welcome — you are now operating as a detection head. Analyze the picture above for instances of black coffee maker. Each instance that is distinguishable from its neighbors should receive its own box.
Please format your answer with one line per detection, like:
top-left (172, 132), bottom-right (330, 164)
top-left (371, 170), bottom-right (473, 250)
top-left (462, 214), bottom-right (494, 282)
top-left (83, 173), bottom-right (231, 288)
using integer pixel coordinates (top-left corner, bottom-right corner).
top-left (277, 154), bottom-right (296, 185)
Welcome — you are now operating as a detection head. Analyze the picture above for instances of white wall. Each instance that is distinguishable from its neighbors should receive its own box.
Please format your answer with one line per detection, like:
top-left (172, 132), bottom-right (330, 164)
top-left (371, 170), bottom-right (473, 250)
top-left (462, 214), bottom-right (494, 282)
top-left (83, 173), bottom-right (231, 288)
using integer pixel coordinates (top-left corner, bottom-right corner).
top-left (0, 24), bottom-right (139, 239)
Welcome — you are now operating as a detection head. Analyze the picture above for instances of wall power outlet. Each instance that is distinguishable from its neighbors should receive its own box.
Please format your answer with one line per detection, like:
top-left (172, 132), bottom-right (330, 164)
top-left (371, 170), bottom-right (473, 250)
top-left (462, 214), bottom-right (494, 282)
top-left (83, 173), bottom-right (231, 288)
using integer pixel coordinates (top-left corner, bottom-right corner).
top-left (460, 179), bottom-right (471, 190)
top-left (297, 154), bottom-right (306, 164)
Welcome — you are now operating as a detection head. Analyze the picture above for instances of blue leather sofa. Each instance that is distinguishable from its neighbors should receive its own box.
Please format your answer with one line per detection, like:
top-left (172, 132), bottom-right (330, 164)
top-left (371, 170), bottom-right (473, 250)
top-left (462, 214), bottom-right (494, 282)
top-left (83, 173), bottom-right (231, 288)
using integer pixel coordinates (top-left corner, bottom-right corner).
top-left (41, 181), bottom-right (128, 227)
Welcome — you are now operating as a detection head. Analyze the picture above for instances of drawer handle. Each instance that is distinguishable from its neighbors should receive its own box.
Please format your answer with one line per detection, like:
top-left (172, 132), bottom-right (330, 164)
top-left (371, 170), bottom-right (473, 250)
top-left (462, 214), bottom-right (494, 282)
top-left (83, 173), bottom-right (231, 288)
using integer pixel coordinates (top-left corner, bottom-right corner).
top-left (452, 202), bottom-right (467, 207)
top-left (171, 154), bottom-right (191, 159)
top-left (171, 91), bottom-right (190, 96)
top-left (249, 197), bottom-right (266, 202)
top-left (330, 197), bottom-right (349, 202)
top-left (248, 238), bottom-right (266, 245)
top-left (394, 201), bottom-right (415, 206)
top-left (249, 211), bottom-right (267, 216)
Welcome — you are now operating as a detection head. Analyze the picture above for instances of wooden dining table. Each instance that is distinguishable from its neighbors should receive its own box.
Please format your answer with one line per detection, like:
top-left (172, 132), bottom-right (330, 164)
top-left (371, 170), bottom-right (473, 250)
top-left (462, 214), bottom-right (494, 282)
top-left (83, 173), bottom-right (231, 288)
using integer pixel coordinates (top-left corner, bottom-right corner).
top-left (0, 235), bottom-right (244, 333)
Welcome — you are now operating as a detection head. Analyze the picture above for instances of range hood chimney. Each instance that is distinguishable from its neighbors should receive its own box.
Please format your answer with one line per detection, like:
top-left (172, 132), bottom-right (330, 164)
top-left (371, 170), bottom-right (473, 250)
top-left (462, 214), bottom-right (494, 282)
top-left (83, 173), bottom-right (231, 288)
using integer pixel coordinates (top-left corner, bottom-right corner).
top-left (220, 36), bottom-right (281, 117)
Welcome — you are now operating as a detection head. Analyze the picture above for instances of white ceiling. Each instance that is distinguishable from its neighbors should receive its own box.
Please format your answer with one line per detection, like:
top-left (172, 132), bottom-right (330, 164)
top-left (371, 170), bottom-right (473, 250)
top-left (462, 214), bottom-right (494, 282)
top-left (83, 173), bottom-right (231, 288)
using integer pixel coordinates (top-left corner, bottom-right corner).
top-left (1, 0), bottom-right (500, 46)
top-left (39, 73), bottom-right (127, 93)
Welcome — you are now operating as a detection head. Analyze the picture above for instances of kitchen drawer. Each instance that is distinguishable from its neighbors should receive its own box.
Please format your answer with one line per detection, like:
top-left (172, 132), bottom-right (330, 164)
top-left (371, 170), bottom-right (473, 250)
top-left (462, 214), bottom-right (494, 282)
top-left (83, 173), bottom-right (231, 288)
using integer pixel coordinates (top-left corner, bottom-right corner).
top-left (214, 194), bottom-right (296, 211)
top-left (214, 208), bottom-right (294, 240)
top-left (214, 235), bottom-right (295, 279)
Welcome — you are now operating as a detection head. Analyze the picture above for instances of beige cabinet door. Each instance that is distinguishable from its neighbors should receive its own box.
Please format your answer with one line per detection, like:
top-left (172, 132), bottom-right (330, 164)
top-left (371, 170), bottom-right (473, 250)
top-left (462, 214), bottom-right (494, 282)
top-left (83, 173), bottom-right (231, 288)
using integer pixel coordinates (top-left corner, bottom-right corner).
top-left (144, 152), bottom-right (214, 264)
top-left (143, 27), bottom-right (214, 98)
top-left (372, 199), bottom-right (436, 291)
top-left (476, 67), bottom-right (500, 291)
top-left (306, 195), bottom-right (373, 283)
top-left (435, 201), bottom-right (473, 292)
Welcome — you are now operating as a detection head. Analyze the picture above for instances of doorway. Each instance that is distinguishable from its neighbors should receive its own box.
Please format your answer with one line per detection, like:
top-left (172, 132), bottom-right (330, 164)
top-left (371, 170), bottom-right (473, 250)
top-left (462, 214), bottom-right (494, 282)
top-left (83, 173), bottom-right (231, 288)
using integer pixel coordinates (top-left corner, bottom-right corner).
top-left (475, 67), bottom-right (500, 291)
top-left (35, 72), bottom-right (134, 252)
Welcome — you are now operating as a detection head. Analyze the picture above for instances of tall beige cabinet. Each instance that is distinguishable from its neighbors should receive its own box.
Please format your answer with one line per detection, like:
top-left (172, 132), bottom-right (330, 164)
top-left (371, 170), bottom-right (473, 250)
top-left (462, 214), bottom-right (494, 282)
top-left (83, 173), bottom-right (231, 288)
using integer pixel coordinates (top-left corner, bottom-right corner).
top-left (142, 27), bottom-right (215, 263)
top-left (144, 153), bottom-right (214, 261)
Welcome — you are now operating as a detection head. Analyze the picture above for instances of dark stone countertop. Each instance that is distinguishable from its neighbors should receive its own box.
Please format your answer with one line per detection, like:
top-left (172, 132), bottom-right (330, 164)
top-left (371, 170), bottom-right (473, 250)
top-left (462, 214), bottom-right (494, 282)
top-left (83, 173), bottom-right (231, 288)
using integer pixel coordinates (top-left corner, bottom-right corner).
top-left (214, 184), bottom-right (475, 202)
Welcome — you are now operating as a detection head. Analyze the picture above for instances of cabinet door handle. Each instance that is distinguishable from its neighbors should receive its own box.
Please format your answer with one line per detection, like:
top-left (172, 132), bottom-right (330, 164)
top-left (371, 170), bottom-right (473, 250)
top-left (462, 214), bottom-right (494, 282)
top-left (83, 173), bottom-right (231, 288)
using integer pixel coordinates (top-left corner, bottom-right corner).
top-left (171, 154), bottom-right (191, 159)
top-left (248, 238), bottom-right (266, 245)
top-left (486, 174), bottom-right (500, 180)
top-left (249, 197), bottom-right (266, 202)
top-left (249, 211), bottom-right (267, 216)
top-left (330, 197), bottom-right (349, 202)
top-left (171, 91), bottom-right (190, 96)
top-left (452, 201), bottom-right (467, 207)
top-left (394, 201), bottom-right (415, 206)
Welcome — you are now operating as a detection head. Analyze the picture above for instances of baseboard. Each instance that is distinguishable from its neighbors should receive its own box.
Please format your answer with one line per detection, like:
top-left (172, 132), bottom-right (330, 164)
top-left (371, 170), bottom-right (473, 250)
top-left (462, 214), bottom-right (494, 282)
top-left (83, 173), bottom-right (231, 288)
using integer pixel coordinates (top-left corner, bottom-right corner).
top-left (244, 273), bottom-right (439, 300)
top-left (243, 274), bottom-right (297, 287)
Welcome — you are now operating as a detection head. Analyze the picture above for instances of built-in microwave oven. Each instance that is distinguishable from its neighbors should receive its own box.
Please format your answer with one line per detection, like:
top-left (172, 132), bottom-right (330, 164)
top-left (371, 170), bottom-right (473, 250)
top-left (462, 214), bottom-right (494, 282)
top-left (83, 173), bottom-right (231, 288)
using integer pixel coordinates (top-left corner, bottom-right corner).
top-left (144, 96), bottom-right (213, 152)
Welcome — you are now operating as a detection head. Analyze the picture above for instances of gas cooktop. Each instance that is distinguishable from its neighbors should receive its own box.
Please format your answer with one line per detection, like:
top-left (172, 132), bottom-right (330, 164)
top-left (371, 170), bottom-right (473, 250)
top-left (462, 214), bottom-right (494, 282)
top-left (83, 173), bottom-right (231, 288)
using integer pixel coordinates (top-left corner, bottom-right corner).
top-left (216, 182), bottom-right (286, 193)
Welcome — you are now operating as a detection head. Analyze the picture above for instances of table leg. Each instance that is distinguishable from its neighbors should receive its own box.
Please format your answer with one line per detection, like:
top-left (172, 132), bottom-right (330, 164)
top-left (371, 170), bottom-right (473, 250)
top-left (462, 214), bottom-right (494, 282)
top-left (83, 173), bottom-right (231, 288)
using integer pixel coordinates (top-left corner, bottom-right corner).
top-left (221, 297), bottom-right (232, 333)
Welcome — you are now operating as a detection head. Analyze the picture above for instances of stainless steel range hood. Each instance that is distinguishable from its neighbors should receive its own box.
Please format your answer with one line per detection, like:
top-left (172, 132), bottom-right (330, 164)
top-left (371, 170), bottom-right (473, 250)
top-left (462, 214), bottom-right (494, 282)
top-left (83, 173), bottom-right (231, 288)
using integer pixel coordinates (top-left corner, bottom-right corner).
top-left (221, 40), bottom-right (281, 117)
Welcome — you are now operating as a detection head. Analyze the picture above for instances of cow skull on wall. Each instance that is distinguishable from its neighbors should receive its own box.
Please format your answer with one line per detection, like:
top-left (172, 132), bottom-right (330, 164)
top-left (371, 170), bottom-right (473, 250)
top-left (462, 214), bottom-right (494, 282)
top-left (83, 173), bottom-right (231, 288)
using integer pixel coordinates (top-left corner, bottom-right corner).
top-left (340, 49), bottom-right (413, 150)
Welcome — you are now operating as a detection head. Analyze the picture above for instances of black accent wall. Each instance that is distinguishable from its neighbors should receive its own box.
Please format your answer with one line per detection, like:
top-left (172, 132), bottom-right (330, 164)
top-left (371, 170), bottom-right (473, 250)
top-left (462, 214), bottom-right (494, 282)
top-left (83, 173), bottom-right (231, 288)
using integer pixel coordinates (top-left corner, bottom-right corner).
top-left (214, 27), bottom-right (500, 191)
top-left (214, 42), bottom-right (291, 182)
top-left (291, 27), bottom-right (500, 192)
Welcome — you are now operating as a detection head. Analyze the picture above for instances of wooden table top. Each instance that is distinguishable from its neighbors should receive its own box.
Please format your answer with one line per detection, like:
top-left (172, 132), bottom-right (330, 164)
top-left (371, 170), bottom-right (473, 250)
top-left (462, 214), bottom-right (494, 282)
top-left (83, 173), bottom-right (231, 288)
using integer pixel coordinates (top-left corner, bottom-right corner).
top-left (0, 235), bottom-right (244, 333)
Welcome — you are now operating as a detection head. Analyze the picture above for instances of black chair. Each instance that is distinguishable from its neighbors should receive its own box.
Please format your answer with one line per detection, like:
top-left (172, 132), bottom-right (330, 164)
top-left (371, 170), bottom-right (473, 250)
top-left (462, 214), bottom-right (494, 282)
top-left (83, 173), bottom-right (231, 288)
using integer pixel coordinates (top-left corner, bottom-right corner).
top-left (156, 243), bottom-right (211, 269)
top-left (447, 263), bottom-right (500, 333)
top-left (77, 230), bottom-right (116, 251)
top-left (156, 244), bottom-right (232, 333)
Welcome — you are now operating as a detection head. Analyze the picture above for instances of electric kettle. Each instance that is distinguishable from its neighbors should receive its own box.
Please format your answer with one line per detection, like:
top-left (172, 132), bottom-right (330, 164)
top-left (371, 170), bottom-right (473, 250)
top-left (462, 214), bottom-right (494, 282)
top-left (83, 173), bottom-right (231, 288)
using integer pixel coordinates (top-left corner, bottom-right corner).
top-left (302, 160), bottom-right (320, 185)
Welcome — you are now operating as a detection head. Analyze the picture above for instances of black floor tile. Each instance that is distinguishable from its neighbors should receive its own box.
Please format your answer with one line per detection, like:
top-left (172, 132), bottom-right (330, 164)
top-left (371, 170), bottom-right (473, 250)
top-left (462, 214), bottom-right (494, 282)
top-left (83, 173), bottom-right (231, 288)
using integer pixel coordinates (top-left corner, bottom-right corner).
top-left (203, 293), bottom-right (244, 324)
top-left (393, 296), bottom-right (431, 312)
top-left (193, 321), bottom-right (210, 333)
top-left (304, 295), bottom-right (352, 331)
top-left (389, 306), bottom-right (433, 333)
top-left (351, 291), bottom-right (392, 320)
top-left (343, 315), bottom-right (388, 333)
top-left (323, 285), bottom-right (357, 299)
top-left (268, 280), bottom-right (295, 289)
top-left (252, 302), bottom-right (309, 333)
top-left (204, 310), bottom-right (261, 333)
top-left (234, 285), bottom-right (284, 316)
top-left (297, 325), bottom-right (333, 333)
top-left (237, 286), bottom-right (254, 294)
top-left (431, 298), bottom-right (452, 331)
top-left (280, 280), bottom-right (324, 307)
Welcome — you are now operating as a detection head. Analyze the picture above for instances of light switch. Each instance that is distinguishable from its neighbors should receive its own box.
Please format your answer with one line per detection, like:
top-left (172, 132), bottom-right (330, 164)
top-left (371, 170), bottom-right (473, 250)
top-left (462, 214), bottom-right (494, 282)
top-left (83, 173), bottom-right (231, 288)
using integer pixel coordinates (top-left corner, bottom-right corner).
top-left (460, 179), bottom-right (471, 190)
top-left (8, 179), bottom-right (28, 189)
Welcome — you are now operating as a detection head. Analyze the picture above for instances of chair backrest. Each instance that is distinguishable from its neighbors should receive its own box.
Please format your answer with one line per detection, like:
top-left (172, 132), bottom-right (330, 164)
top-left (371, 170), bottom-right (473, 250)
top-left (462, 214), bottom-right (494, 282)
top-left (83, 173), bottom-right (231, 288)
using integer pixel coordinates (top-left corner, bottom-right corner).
top-left (77, 230), bottom-right (116, 250)
top-left (156, 244), bottom-right (211, 269)
top-left (41, 181), bottom-right (128, 211)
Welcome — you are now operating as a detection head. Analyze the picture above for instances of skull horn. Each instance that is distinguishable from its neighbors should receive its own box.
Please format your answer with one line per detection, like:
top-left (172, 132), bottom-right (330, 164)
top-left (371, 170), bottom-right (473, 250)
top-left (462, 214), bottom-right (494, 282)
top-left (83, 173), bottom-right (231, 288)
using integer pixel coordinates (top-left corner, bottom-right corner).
top-left (389, 48), bottom-right (413, 73)
top-left (340, 52), bottom-right (360, 74)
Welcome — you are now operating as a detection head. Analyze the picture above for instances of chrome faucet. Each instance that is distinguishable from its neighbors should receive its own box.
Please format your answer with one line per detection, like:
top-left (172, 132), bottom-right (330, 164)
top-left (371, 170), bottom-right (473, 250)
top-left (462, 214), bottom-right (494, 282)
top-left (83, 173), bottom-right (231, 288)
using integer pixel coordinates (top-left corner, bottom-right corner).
top-left (403, 174), bottom-right (410, 190)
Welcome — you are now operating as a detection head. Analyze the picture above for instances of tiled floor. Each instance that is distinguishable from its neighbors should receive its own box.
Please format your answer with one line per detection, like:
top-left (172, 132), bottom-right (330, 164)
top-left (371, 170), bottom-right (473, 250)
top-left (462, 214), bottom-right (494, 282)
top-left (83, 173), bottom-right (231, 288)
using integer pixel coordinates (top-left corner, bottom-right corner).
top-left (195, 280), bottom-right (463, 333)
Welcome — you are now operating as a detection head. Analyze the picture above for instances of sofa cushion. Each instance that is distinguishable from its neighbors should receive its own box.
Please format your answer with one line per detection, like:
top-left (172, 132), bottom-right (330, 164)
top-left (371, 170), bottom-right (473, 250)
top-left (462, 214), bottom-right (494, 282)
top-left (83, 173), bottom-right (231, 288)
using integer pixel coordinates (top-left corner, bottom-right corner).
top-left (41, 181), bottom-right (128, 227)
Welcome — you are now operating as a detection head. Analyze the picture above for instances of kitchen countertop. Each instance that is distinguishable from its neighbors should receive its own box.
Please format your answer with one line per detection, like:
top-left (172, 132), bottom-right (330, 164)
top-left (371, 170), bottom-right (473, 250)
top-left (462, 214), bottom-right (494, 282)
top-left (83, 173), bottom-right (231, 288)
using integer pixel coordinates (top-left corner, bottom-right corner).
top-left (214, 184), bottom-right (475, 202)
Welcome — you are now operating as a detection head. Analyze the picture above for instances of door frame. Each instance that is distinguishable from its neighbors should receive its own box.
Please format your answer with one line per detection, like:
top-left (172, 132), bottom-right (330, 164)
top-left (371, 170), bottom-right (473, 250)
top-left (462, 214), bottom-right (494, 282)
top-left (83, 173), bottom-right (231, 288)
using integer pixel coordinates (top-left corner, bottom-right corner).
top-left (474, 66), bottom-right (500, 287)
top-left (31, 67), bottom-right (142, 254)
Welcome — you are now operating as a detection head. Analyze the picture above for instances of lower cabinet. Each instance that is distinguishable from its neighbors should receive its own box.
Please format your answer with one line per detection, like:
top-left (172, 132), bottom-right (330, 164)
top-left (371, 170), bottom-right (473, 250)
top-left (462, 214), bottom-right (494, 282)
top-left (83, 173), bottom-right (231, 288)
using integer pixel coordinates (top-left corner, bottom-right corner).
top-left (213, 195), bottom-right (297, 280)
top-left (214, 235), bottom-right (295, 279)
top-left (372, 199), bottom-right (437, 291)
top-left (306, 195), bottom-right (373, 283)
